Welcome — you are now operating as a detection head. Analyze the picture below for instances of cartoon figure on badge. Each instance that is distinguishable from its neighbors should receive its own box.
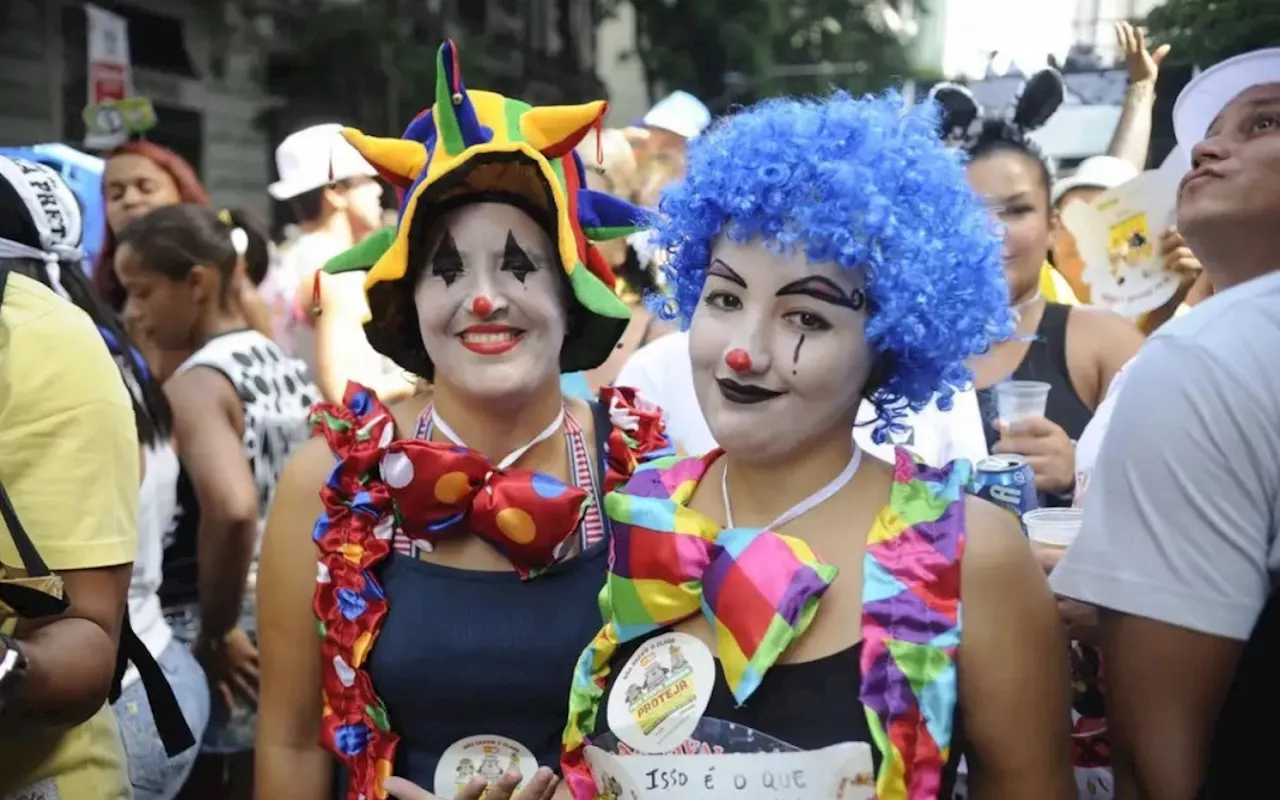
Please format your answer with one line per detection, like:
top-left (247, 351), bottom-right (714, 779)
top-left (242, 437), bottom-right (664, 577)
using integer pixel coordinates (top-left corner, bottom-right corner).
top-left (454, 758), bottom-right (476, 783)
top-left (602, 774), bottom-right (623, 800)
top-left (642, 660), bottom-right (669, 690)
top-left (667, 643), bottom-right (688, 672)
top-left (478, 752), bottom-right (504, 783)
top-left (624, 683), bottom-right (643, 704)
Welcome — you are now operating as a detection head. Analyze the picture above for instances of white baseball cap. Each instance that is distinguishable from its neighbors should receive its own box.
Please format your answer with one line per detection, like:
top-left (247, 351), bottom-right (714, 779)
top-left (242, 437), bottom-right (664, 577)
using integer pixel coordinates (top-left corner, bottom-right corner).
top-left (642, 91), bottom-right (712, 140)
top-left (268, 123), bottom-right (378, 201)
top-left (1051, 155), bottom-right (1140, 205)
top-left (1173, 48), bottom-right (1280, 150)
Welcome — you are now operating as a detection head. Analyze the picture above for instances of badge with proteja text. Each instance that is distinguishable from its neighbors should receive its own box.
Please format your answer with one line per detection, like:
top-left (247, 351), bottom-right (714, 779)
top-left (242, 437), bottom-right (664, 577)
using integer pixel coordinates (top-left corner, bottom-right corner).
top-left (606, 631), bottom-right (715, 754)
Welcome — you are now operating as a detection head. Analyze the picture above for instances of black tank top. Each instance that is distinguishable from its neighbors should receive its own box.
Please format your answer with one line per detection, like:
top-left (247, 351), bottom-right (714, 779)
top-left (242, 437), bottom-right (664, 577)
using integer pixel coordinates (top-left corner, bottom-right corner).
top-left (978, 302), bottom-right (1094, 506)
top-left (594, 635), bottom-right (965, 795)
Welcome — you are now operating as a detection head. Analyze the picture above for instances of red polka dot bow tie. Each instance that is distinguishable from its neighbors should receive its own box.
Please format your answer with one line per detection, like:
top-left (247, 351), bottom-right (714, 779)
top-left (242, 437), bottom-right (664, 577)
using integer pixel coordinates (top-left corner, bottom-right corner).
top-left (380, 439), bottom-right (590, 578)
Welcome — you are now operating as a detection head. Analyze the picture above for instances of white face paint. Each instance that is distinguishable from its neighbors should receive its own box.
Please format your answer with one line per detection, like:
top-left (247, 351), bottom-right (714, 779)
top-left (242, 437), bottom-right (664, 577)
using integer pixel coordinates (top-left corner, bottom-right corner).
top-left (688, 236), bottom-right (872, 464)
top-left (414, 202), bottom-right (567, 401)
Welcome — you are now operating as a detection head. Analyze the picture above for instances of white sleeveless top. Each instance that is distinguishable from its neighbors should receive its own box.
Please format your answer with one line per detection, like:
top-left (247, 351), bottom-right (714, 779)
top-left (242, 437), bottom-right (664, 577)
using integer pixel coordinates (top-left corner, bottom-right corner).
top-left (123, 441), bottom-right (180, 687)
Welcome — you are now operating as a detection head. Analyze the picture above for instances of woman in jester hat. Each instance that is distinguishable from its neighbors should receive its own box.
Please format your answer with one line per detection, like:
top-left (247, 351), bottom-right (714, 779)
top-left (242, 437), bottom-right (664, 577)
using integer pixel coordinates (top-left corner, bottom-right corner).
top-left (560, 93), bottom-right (1077, 799)
top-left (254, 40), bottom-right (672, 800)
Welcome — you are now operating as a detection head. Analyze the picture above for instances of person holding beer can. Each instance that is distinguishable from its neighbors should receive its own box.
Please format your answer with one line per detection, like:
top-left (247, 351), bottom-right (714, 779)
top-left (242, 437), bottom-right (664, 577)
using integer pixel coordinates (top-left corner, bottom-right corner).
top-left (933, 72), bottom-right (1146, 509)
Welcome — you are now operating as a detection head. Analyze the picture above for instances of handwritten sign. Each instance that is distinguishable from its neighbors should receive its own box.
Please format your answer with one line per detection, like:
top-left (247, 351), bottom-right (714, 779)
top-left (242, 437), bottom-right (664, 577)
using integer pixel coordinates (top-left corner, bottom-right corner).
top-left (584, 742), bottom-right (876, 799)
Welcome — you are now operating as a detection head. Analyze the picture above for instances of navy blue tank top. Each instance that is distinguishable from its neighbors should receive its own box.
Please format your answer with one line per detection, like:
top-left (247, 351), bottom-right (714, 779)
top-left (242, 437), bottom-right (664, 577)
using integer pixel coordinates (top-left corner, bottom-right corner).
top-left (335, 402), bottom-right (613, 795)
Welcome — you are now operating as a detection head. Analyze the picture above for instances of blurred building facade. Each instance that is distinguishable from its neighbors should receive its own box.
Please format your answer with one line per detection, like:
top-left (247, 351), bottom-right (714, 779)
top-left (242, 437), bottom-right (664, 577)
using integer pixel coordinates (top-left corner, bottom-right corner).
top-left (0, 0), bottom-right (634, 222)
top-left (0, 0), bottom-right (279, 218)
top-left (593, 1), bottom-right (649, 127)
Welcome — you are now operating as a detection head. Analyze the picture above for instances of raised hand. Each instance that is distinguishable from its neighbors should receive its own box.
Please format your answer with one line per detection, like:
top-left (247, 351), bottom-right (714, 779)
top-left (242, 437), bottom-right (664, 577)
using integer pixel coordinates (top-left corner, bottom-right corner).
top-left (1115, 21), bottom-right (1170, 84)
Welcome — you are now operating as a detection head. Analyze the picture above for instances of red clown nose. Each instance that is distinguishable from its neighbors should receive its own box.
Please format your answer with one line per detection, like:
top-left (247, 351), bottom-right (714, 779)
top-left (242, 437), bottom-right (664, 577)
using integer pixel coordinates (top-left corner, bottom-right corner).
top-left (724, 348), bottom-right (752, 373)
top-left (471, 296), bottom-right (494, 317)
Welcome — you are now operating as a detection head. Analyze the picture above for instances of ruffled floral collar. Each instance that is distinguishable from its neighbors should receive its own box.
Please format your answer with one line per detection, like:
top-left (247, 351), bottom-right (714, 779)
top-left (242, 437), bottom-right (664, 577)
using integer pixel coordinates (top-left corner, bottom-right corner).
top-left (310, 382), bottom-right (671, 800)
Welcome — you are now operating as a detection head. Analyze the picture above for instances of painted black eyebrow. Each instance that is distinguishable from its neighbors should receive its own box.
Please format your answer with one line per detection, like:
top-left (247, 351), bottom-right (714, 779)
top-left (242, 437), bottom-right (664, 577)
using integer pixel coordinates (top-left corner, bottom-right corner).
top-left (775, 275), bottom-right (864, 310)
top-left (707, 258), bottom-right (746, 288)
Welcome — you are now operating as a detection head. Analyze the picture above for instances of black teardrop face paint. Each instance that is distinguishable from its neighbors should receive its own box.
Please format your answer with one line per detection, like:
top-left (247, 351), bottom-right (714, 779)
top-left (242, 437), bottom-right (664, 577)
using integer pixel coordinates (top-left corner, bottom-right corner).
top-left (793, 333), bottom-right (805, 366)
top-left (502, 231), bottom-right (538, 284)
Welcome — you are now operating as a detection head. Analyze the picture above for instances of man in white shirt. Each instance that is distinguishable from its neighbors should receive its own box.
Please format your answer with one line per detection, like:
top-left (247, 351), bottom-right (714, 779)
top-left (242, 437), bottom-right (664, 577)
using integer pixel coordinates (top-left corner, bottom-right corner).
top-left (266, 123), bottom-right (417, 402)
top-left (1050, 48), bottom-right (1280, 799)
top-left (617, 330), bottom-right (989, 465)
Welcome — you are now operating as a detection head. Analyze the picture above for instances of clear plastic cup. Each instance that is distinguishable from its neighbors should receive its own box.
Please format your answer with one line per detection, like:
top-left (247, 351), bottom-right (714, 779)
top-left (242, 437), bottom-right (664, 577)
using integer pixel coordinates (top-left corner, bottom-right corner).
top-left (994, 380), bottom-right (1051, 425)
top-left (1023, 507), bottom-right (1084, 549)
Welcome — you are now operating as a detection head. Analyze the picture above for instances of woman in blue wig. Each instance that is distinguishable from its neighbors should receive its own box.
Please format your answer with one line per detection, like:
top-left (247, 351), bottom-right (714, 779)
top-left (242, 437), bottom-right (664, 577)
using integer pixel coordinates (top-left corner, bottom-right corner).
top-left (561, 92), bottom-right (1076, 799)
top-left (254, 41), bottom-right (672, 800)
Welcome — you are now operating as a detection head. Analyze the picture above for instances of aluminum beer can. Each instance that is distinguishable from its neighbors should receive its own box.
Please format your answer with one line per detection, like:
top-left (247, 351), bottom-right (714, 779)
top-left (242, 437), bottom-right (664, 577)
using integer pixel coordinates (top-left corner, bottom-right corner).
top-left (971, 454), bottom-right (1038, 518)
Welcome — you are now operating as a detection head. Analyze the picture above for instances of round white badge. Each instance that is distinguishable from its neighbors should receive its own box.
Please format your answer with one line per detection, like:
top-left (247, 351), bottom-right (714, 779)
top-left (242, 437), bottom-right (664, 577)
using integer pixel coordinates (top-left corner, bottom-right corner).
top-left (605, 631), bottom-right (715, 754)
top-left (434, 735), bottom-right (539, 797)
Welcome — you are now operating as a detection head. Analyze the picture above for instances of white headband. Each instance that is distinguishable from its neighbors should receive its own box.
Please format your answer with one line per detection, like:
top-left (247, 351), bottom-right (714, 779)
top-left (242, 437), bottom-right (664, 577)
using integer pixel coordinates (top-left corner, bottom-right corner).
top-left (0, 236), bottom-right (81, 301)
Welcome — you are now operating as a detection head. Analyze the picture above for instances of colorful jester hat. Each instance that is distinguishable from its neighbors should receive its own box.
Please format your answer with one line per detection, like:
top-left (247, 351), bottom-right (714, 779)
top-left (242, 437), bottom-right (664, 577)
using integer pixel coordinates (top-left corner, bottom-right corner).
top-left (321, 40), bottom-right (648, 380)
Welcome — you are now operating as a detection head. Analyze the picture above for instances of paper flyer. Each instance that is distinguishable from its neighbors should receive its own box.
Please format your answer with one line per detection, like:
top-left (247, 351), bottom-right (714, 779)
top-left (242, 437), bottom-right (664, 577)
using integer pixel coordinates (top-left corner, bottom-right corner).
top-left (1061, 151), bottom-right (1186, 317)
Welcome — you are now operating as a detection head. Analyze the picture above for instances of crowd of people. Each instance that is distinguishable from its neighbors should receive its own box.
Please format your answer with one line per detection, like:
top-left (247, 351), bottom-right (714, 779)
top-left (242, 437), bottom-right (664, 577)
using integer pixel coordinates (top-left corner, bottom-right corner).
top-left (0, 22), bottom-right (1275, 800)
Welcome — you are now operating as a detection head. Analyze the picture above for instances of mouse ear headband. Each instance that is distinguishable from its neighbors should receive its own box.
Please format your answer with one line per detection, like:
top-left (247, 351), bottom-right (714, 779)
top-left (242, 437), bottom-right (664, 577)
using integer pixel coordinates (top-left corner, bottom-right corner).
top-left (929, 68), bottom-right (1066, 149)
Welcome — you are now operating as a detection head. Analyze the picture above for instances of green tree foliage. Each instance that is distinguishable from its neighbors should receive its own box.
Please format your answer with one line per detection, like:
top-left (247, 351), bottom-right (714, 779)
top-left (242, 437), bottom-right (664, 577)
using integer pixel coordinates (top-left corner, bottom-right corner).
top-left (264, 0), bottom-right (470, 136)
top-left (610, 0), bottom-right (918, 112)
top-left (265, 0), bottom-right (611, 134)
top-left (1146, 0), bottom-right (1280, 67)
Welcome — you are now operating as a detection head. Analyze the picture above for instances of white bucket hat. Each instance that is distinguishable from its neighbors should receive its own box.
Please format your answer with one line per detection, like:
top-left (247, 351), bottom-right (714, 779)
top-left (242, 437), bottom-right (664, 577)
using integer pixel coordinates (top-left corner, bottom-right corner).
top-left (268, 123), bottom-right (378, 201)
top-left (642, 91), bottom-right (712, 140)
top-left (1173, 48), bottom-right (1280, 150)
top-left (1052, 155), bottom-right (1140, 205)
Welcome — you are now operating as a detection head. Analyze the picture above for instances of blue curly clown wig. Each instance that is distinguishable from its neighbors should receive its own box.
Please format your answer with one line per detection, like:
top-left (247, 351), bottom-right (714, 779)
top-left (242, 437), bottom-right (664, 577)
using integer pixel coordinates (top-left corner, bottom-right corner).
top-left (649, 91), bottom-right (1013, 442)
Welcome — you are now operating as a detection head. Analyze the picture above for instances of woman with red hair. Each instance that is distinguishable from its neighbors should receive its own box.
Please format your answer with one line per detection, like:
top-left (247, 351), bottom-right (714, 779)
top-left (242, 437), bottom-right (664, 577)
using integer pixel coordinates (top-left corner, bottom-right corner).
top-left (94, 141), bottom-right (210, 308)
top-left (95, 142), bottom-right (273, 380)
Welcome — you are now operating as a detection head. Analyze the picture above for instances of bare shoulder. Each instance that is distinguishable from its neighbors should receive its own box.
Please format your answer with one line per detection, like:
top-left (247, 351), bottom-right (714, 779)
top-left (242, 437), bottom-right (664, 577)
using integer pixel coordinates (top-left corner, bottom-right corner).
top-left (1068, 303), bottom-right (1145, 342)
top-left (959, 494), bottom-right (1061, 661)
top-left (962, 496), bottom-right (1042, 588)
top-left (316, 269), bottom-right (371, 316)
top-left (165, 364), bottom-right (234, 403)
top-left (164, 365), bottom-right (240, 422)
top-left (276, 435), bottom-right (337, 502)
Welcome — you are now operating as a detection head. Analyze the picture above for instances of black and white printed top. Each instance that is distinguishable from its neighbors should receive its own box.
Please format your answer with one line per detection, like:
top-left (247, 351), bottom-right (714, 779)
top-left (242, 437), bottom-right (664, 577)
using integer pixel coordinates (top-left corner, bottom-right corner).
top-left (159, 329), bottom-right (318, 610)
